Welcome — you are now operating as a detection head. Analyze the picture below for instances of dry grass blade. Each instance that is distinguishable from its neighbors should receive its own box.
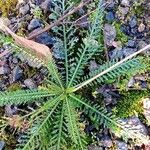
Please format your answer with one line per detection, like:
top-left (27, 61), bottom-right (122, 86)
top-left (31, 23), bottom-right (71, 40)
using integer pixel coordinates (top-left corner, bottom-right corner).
top-left (0, 18), bottom-right (52, 61)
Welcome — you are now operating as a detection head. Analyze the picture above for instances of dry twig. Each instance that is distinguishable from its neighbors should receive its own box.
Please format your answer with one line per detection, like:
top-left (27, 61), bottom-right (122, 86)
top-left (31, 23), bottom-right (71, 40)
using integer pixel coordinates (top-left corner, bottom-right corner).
top-left (27, 0), bottom-right (92, 39)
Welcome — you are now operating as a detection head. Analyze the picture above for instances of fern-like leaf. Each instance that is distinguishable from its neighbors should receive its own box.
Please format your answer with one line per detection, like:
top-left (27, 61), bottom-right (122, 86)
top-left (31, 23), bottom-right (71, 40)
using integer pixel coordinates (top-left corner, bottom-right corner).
top-left (16, 96), bottom-right (61, 150)
top-left (68, 1), bottom-right (104, 87)
top-left (65, 97), bottom-right (87, 149)
top-left (0, 89), bottom-right (54, 106)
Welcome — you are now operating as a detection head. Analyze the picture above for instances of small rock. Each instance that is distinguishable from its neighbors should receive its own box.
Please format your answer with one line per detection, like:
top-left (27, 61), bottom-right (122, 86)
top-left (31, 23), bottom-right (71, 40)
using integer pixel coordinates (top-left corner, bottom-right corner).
top-left (127, 40), bottom-right (136, 48)
top-left (24, 79), bottom-right (37, 89)
top-left (88, 146), bottom-right (103, 150)
top-left (101, 136), bottom-right (113, 148)
top-left (28, 19), bottom-right (42, 31)
top-left (12, 58), bottom-right (19, 64)
top-left (0, 66), bottom-right (10, 75)
top-left (115, 141), bottom-right (128, 150)
top-left (105, 11), bottom-right (115, 22)
top-left (12, 66), bottom-right (23, 82)
top-left (0, 141), bottom-right (5, 150)
top-left (121, 24), bottom-right (130, 35)
top-left (138, 23), bottom-right (146, 32)
top-left (88, 61), bottom-right (98, 71)
top-left (138, 40), bottom-right (147, 49)
top-left (122, 47), bottom-right (137, 57)
top-left (106, 0), bottom-right (115, 10)
top-left (19, 4), bottom-right (30, 15)
top-left (104, 24), bottom-right (116, 47)
top-left (35, 32), bottom-right (55, 46)
top-left (117, 117), bottom-right (149, 145)
top-left (138, 41), bottom-right (150, 55)
top-left (109, 47), bottom-right (123, 59)
top-left (40, 0), bottom-right (52, 12)
top-left (129, 16), bottom-right (137, 28)
top-left (5, 105), bottom-right (17, 117)
top-left (121, 0), bottom-right (130, 6)
top-left (143, 98), bottom-right (150, 125)
top-left (127, 77), bottom-right (135, 87)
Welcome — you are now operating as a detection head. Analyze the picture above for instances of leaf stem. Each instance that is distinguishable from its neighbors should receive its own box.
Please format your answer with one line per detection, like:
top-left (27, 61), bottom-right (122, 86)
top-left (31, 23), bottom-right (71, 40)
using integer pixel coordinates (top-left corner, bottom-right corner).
top-left (73, 44), bottom-right (150, 92)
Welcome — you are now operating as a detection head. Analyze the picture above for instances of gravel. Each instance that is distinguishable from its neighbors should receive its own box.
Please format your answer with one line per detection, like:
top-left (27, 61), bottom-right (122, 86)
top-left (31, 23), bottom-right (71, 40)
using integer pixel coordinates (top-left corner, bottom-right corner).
top-left (28, 19), bottom-right (42, 31)
top-left (104, 24), bottom-right (116, 47)
top-left (19, 4), bottom-right (30, 15)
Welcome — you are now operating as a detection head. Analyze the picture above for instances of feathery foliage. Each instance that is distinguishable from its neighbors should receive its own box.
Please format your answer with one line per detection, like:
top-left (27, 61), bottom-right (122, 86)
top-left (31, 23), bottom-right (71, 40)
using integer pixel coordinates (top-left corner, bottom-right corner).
top-left (0, 0), bottom-right (149, 149)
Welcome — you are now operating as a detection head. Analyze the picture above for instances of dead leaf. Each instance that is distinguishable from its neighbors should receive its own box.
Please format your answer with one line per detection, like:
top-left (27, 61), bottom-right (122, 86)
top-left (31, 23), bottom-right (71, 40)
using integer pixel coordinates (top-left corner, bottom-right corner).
top-left (0, 18), bottom-right (52, 63)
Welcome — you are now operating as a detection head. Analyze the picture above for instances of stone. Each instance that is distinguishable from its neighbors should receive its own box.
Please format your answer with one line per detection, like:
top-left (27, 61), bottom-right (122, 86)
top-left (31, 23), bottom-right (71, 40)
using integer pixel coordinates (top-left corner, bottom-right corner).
top-left (127, 40), bottom-right (136, 48)
top-left (12, 66), bottom-right (23, 82)
top-left (101, 136), bottom-right (113, 148)
top-left (109, 47), bottom-right (123, 59)
top-left (40, 0), bottom-right (52, 12)
top-left (138, 41), bottom-right (150, 55)
top-left (28, 19), bottom-right (42, 31)
top-left (138, 23), bottom-right (146, 32)
top-left (106, 0), bottom-right (115, 10)
top-left (88, 145), bottom-right (103, 150)
top-left (104, 24), bottom-right (116, 47)
top-left (88, 61), bottom-right (98, 71)
top-left (117, 6), bottom-right (129, 20)
top-left (122, 47), bottom-right (137, 57)
top-left (35, 32), bottom-right (55, 46)
top-left (19, 4), bottom-right (30, 15)
top-left (117, 117), bottom-right (149, 145)
top-left (105, 11), bottom-right (115, 22)
top-left (143, 98), bottom-right (150, 125)
top-left (129, 16), bottom-right (137, 28)
top-left (127, 77), bottom-right (135, 87)
top-left (5, 105), bottom-right (17, 117)
top-left (0, 141), bottom-right (5, 150)
top-left (115, 141), bottom-right (128, 150)
top-left (24, 79), bottom-right (37, 89)
top-left (121, 0), bottom-right (130, 6)
top-left (0, 66), bottom-right (10, 75)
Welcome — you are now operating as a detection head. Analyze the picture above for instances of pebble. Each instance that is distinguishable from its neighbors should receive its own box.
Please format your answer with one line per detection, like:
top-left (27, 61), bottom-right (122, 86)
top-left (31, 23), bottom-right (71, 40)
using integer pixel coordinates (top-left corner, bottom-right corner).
top-left (5, 105), bottom-right (18, 117)
top-left (115, 141), bottom-right (128, 150)
top-left (0, 66), bottom-right (10, 75)
top-left (35, 32), bottom-right (55, 46)
top-left (129, 16), bottom-right (137, 28)
top-left (28, 19), bottom-right (42, 31)
top-left (127, 40), bottom-right (136, 48)
top-left (88, 146), bottom-right (103, 150)
top-left (24, 78), bottom-right (37, 89)
top-left (101, 136), bottom-right (113, 148)
top-left (12, 66), bottom-right (23, 82)
top-left (104, 24), bottom-right (116, 47)
top-left (40, 0), bottom-right (52, 12)
top-left (19, 4), bottom-right (30, 15)
top-left (88, 61), bottom-right (98, 71)
top-left (0, 141), bottom-right (5, 150)
top-left (138, 41), bottom-right (150, 55)
top-left (106, 11), bottom-right (115, 22)
top-left (127, 77), bottom-right (135, 87)
top-left (106, 0), bottom-right (115, 10)
top-left (143, 98), bottom-right (150, 124)
top-left (122, 47), bottom-right (137, 57)
top-left (138, 23), bottom-right (146, 32)
top-left (109, 48), bottom-right (123, 59)
top-left (118, 117), bottom-right (148, 145)
top-left (121, 0), bottom-right (130, 7)
top-left (121, 24), bottom-right (130, 35)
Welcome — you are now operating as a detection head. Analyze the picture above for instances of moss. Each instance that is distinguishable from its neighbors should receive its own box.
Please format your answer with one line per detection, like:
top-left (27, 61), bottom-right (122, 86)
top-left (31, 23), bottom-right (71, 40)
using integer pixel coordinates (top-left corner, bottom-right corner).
top-left (112, 21), bottom-right (128, 44)
top-left (7, 83), bottom-right (22, 92)
top-left (113, 91), bottom-right (150, 118)
top-left (0, 0), bottom-right (17, 17)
